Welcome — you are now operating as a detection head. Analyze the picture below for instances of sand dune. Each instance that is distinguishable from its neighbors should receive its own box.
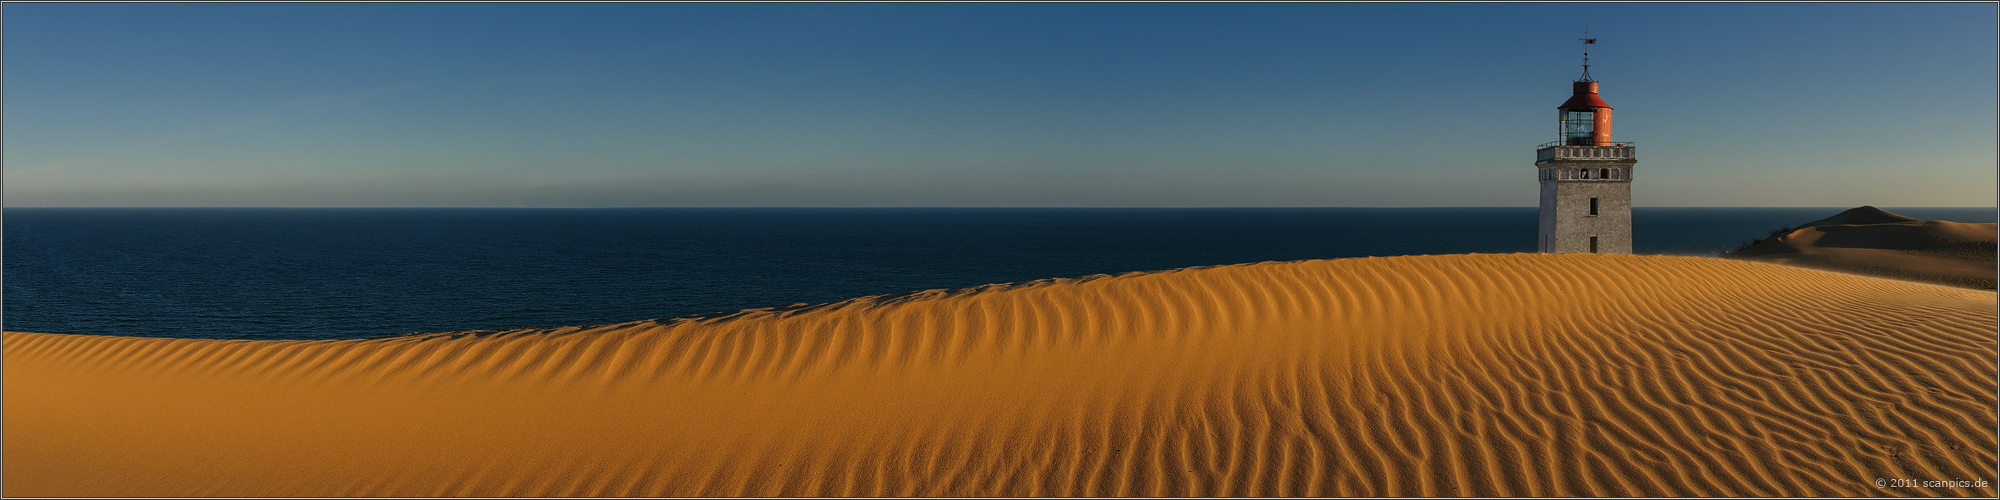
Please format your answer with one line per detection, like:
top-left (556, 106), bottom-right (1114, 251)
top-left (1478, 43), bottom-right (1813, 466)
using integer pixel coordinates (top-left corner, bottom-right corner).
top-left (1731, 206), bottom-right (1998, 289)
top-left (5, 253), bottom-right (1995, 497)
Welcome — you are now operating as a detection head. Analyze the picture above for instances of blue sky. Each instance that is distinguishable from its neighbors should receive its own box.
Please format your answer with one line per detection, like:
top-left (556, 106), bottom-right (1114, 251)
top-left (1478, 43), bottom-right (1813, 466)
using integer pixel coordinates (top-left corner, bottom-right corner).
top-left (5, 3), bottom-right (1994, 207)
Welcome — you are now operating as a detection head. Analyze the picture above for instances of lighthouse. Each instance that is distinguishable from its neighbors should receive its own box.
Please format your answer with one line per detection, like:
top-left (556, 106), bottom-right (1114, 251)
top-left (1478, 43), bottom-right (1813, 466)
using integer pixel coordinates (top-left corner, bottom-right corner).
top-left (1536, 34), bottom-right (1635, 254)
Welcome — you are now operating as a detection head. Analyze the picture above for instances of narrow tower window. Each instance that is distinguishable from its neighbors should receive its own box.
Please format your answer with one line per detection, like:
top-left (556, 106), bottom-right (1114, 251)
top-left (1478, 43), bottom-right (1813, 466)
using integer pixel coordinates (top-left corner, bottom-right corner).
top-left (1589, 197), bottom-right (1599, 216)
top-left (1601, 168), bottom-right (1609, 179)
top-left (1590, 236), bottom-right (1599, 253)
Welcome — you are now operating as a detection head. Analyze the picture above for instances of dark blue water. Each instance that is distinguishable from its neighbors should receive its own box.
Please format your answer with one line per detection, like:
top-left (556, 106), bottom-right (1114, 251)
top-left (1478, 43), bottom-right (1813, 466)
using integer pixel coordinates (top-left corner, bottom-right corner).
top-left (5, 207), bottom-right (1992, 340)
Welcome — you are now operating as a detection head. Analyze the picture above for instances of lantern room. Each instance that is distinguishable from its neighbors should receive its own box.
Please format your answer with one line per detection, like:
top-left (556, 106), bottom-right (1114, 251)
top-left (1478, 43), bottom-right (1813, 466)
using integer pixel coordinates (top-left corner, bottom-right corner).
top-left (1558, 80), bottom-right (1614, 146)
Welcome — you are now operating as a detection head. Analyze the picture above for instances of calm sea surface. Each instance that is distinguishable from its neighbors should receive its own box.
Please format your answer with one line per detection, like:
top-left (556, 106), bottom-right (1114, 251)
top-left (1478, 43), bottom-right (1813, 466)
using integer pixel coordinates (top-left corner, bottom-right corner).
top-left (6, 207), bottom-right (1993, 340)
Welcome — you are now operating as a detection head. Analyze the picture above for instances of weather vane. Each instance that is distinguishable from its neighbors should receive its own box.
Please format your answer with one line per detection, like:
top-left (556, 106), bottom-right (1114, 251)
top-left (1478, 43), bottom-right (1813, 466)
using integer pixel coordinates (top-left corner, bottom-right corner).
top-left (1578, 24), bottom-right (1597, 82)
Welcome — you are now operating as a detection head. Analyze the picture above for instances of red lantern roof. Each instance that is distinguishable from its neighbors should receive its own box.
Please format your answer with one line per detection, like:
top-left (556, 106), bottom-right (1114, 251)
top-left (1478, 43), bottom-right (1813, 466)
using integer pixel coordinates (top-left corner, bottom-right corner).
top-left (1559, 81), bottom-right (1612, 110)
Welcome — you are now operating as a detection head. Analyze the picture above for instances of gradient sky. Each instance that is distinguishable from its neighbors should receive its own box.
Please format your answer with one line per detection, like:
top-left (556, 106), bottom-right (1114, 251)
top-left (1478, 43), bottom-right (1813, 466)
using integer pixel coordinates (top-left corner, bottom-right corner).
top-left (5, 3), bottom-right (1995, 207)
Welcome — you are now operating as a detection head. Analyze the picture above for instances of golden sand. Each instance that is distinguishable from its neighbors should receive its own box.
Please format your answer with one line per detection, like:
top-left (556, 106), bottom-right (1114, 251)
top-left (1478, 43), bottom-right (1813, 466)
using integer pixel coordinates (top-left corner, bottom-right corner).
top-left (5, 253), bottom-right (1995, 496)
top-left (1731, 206), bottom-right (1998, 289)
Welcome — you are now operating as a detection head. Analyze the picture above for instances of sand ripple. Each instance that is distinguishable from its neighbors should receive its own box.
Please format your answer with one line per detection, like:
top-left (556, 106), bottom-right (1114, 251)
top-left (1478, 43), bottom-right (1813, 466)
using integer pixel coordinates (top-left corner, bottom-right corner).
top-left (5, 253), bottom-right (1995, 496)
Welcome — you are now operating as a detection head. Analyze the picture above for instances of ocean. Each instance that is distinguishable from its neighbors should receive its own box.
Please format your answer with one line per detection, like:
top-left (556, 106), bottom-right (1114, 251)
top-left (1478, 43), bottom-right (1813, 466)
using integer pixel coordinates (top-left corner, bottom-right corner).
top-left (5, 207), bottom-right (1992, 341)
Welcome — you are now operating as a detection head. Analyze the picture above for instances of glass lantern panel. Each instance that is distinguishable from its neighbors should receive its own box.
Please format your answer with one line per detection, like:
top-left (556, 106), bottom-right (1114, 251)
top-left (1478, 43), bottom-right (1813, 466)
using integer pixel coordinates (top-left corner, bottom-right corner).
top-left (1563, 110), bottom-right (1596, 146)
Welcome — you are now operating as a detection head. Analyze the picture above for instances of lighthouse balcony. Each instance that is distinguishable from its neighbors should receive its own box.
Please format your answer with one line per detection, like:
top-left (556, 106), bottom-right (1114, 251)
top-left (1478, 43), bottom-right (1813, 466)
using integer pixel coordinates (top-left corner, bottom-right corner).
top-left (1535, 142), bottom-right (1635, 165)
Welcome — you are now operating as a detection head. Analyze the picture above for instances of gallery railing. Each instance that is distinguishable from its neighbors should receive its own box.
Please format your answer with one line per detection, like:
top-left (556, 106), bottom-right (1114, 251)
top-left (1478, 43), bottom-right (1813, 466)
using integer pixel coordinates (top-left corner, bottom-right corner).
top-left (1536, 142), bottom-right (1636, 163)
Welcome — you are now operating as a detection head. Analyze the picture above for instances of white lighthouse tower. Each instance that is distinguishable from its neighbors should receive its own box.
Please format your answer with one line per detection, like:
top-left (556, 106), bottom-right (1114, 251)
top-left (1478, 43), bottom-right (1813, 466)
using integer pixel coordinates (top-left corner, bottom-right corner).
top-left (1536, 34), bottom-right (1635, 254)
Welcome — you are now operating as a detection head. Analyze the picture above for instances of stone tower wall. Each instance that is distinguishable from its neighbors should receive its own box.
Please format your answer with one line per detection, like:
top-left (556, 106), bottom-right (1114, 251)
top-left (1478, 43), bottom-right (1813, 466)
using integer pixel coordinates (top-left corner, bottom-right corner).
top-left (1539, 178), bottom-right (1632, 254)
top-left (1535, 156), bottom-right (1636, 254)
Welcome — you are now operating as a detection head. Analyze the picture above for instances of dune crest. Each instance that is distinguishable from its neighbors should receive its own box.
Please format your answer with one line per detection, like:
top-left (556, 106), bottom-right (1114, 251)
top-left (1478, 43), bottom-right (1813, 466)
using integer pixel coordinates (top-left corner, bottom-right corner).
top-left (1800, 205), bottom-right (1924, 227)
top-left (1730, 206), bottom-right (1997, 289)
top-left (6, 253), bottom-right (1995, 497)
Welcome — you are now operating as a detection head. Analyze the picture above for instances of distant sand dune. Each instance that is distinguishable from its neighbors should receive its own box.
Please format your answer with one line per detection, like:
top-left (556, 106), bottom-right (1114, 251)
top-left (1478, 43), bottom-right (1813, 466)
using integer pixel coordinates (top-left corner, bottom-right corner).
top-left (1731, 206), bottom-right (1998, 289)
top-left (5, 253), bottom-right (1995, 496)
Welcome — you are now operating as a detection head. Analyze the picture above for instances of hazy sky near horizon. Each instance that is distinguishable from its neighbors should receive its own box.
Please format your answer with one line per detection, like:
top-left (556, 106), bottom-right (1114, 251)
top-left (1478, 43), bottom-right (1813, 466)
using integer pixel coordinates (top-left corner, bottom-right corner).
top-left (6, 3), bottom-right (1995, 207)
